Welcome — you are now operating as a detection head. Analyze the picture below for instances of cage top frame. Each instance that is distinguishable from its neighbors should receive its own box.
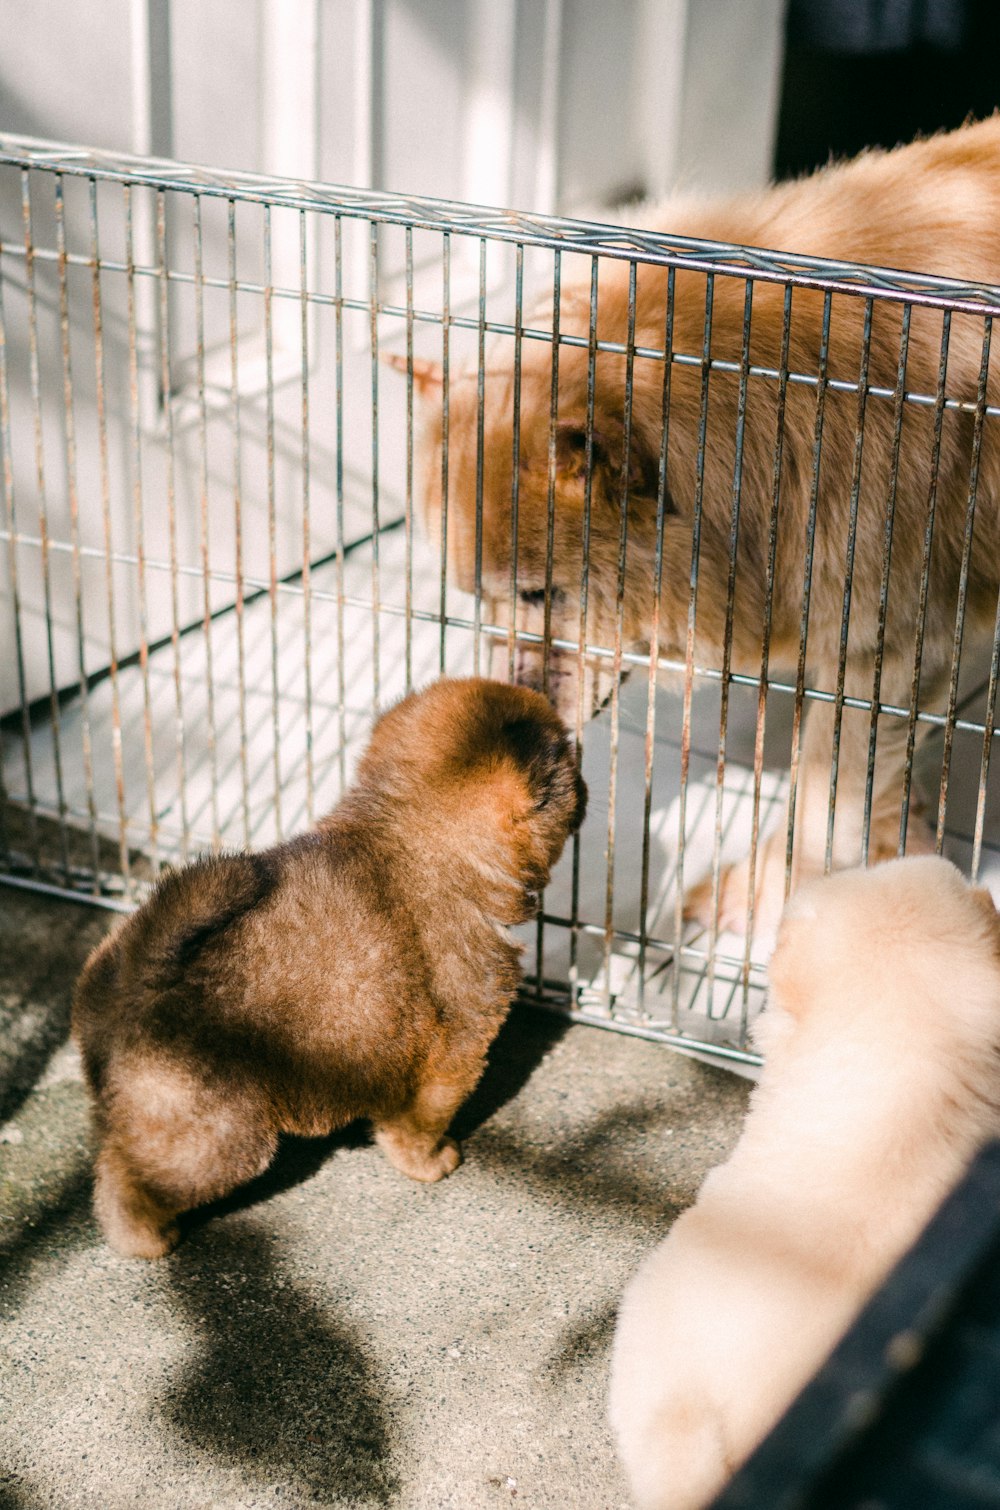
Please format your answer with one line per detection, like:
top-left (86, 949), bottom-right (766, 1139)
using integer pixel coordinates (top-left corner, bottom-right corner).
top-left (3, 132), bottom-right (1000, 317)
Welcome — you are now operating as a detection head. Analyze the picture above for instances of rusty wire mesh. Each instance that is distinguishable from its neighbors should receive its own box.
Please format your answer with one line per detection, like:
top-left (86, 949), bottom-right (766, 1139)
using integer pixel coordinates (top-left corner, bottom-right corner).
top-left (2, 136), bottom-right (1000, 1068)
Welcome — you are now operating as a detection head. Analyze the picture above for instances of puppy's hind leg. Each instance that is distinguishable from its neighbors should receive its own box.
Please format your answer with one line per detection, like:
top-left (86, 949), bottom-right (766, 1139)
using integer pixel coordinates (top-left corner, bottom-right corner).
top-left (93, 1072), bottom-right (280, 1257)
top-left (94, 1144), bottom-right (182, 1260)
top-left (374, 1065), bottom-right (483, 1183)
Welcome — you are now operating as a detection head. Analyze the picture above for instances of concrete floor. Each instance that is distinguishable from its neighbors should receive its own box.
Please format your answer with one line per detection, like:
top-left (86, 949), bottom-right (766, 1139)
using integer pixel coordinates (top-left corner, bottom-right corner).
top-left (0, 882), bottom-right (750, 1510)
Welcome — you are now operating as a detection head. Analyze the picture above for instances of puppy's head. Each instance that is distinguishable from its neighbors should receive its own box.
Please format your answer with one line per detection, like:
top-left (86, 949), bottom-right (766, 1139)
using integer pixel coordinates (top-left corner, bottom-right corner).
top-left (762, 855), bottom-right (1000, 1057)
top-left (357, 676), bottom-right (586, 889)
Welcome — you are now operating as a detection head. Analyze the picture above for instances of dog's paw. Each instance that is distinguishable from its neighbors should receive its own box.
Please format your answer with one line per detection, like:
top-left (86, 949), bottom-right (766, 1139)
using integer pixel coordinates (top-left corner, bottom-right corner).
top-left (421, 1136), bottom-right (462, 1183)
top-left (105, 1218), bottom-right (181, 1261)
top-left (376, 1129), bottom-right (463, 1183)
top-left (683, 843), bottom-right (789, 939)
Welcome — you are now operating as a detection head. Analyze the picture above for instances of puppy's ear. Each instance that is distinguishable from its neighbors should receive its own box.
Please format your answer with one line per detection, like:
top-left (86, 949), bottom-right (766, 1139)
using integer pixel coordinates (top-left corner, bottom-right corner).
top-left (499, 717), bottom-right (566, 795)
top-left (498, 715), bottom-right (586, 827)
top-left (382, 352), bottom-right (444, 397)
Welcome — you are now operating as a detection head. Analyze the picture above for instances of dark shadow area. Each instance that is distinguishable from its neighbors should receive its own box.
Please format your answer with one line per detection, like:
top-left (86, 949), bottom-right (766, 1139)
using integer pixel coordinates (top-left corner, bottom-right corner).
top-left (183, 1121), bottom-right (372, 1236)
top-left (463, 1063), bottom-right (750, 1230)
top-left (0, 883), bottom-right (111, 1128)
top-left (0, 1473), bottom-right (47, 1510)
top-left (544, 1299), bottom-right (620, 1385)
top-left (775, 1), bottom-right (1000, 181)
top-left (450, 1001), bottom-right (571, 1141)
top-left (158, 1221), bottom-right (399, 1506)
top-left (0, 1165), bottom-right (92, 1313)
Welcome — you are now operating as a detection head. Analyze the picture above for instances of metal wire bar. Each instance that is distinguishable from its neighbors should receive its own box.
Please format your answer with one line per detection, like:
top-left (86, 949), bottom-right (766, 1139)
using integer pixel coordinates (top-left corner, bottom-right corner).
top-left (190, 194), bottom-right (222, 852)
top-left (264, 204), bottom-right (283, 837)
top-left (899, 311), bottom-right (952, 851)
top-left (506, 242), bottom-right (524, 683)
top-left (0, 228), bottom-right (39, 868)
top-left (89, 176), bottom-right (131, 888)
top-left (403, 224), bottom-right (414, 695)
top-left (533, 248), bottom-right (563, 998)
top-left (861, 304), bottom-right (912, 864)
top-left (825, 297), bottom-right (874, 871)
top-left (567, 254), bottom-right (600, 997)
top-left (159, 190), bottom-right (192, 860)
top-left (473, 237), bottom-right (488, 679)
top-left (704, 278), bottom-right (754, 998)
top-left (369, 219), bottom-right (382, 714)
top-left (671, 272), bottom-right (715, 1027)
top-left (739, 281), bottom-right (793, 1013)
top-left (600, 259), bottom-right (637, 1006)
top-left (123, 183), bottom-right (159, 874)
top-left (786, 291), bottom-right (832, 892)
top-left (22, 169), bottom-right (71, 877)
top-left (300, 208), bottom-right (314, 822)
top-left (6, 135), bottom-right (1000, 316)
top-left (437, 232), bottom-right (450, 676)
top-left (541, 249), bottom-right (561, 697)
top-left (935, 317), bottom-right (992, 852)
top-left (637, 264), bottom-right (676, 1014)
top-left (333, 214), bottom-right (347, 789)
top-left (226, 197), bottom-right (250, 848)
top-left (54, 174), bottom-right (101, 888)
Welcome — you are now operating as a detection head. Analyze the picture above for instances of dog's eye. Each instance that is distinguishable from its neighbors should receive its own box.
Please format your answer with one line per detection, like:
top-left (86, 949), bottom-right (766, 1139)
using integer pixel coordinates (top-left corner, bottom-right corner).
top-left (519, 587), bottom-right (566, 607)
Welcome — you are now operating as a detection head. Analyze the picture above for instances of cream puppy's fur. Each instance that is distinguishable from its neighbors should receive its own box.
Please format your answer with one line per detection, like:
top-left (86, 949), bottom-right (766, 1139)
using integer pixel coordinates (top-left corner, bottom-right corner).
top-left (608, 855), bottom-right (1000, 1510)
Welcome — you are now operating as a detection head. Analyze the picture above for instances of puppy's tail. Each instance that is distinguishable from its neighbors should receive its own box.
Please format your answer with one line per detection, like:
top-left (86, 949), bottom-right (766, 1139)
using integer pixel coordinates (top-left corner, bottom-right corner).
top-left (138, 850), bottom-right (280, 987)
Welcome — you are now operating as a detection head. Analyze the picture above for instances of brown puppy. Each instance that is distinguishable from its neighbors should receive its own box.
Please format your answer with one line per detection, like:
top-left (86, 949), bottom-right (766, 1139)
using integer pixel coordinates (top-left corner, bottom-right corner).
top-left (73, 677), bottom-right (586, 1258)
top-left (404, 118), bottom-right (1000, 932)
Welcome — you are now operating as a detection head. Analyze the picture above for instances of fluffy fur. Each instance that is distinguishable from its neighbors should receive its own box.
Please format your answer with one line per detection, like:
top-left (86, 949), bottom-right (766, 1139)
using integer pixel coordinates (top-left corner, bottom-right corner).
top-left (608, 855), bottom-right (1000, 1510)
top-left (403, 119), bottom-right (1000, 931)
top-left (73, 677), bottom-right (586, 1258)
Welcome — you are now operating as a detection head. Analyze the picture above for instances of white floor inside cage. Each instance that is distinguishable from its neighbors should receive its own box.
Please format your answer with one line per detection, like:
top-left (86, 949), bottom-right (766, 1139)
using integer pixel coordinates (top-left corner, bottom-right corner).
top-left (6, 523), bottom-right (1000, 1062)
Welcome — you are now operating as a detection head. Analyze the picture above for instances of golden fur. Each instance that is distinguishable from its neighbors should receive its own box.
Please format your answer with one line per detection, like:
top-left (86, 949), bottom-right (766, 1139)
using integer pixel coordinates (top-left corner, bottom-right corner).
top-left (405, 119), bottom-right (1000, 930)
top-left (608, 855), bottom-right (1000, 1510)
top-left (73, 678), bottom-right (585, 1258)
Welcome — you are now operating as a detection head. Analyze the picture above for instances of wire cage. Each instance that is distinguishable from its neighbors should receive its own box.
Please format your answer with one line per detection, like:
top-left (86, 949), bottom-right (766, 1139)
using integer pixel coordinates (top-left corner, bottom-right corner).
top-left (3, 136), bottom-right (1000, 1071)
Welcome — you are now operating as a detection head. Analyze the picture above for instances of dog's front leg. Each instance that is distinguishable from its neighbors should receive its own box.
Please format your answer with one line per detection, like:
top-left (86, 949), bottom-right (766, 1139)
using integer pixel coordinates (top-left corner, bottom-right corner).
top-left (684, 658), bottom-right (937, 938)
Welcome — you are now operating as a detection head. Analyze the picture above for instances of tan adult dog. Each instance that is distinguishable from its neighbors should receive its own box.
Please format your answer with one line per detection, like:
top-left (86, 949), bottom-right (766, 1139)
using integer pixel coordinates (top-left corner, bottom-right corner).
top-left (73, 678), bottom-right (585, 1258)
top-left (400, 119), bottom-right (1000, 932)
top-left (608, 855), bottom-right (1000, 1510)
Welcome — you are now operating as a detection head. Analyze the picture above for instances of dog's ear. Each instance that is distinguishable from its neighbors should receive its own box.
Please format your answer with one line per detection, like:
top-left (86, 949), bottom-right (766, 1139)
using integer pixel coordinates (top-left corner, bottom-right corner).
top-left (382, 352), bottom-right (444, 397)
top-left (552, 410), bottom-right (672, 513)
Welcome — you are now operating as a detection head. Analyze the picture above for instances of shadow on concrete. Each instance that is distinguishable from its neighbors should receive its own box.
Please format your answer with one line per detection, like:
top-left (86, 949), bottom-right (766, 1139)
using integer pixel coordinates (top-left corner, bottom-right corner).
top-left (0, 1165), bottom-right (92, 1314)
top-left (0, 1471), bottom-right (49, 1510)
top-left (451, 1003), bottom-right (571, 1141)
top-left (159, 1221), bottom-right (400, 1505)
top-left (465, 1082), bottom-right (747, 1230)
top-left (543, 1298), bottom-right (620, 1384)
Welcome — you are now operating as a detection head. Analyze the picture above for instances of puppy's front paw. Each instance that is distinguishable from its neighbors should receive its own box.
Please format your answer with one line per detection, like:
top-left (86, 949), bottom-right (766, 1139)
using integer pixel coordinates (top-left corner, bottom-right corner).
top-left (375, 1128), bottom-right (463, 1183)
top-left (420, 1136), bottom-right (462, 1183)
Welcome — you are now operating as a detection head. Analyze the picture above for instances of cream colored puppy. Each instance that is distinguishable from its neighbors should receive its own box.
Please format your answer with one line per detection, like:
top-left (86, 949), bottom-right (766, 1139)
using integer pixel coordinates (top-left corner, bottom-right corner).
top-left (608, 855), bottom-right (1000, 1510)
